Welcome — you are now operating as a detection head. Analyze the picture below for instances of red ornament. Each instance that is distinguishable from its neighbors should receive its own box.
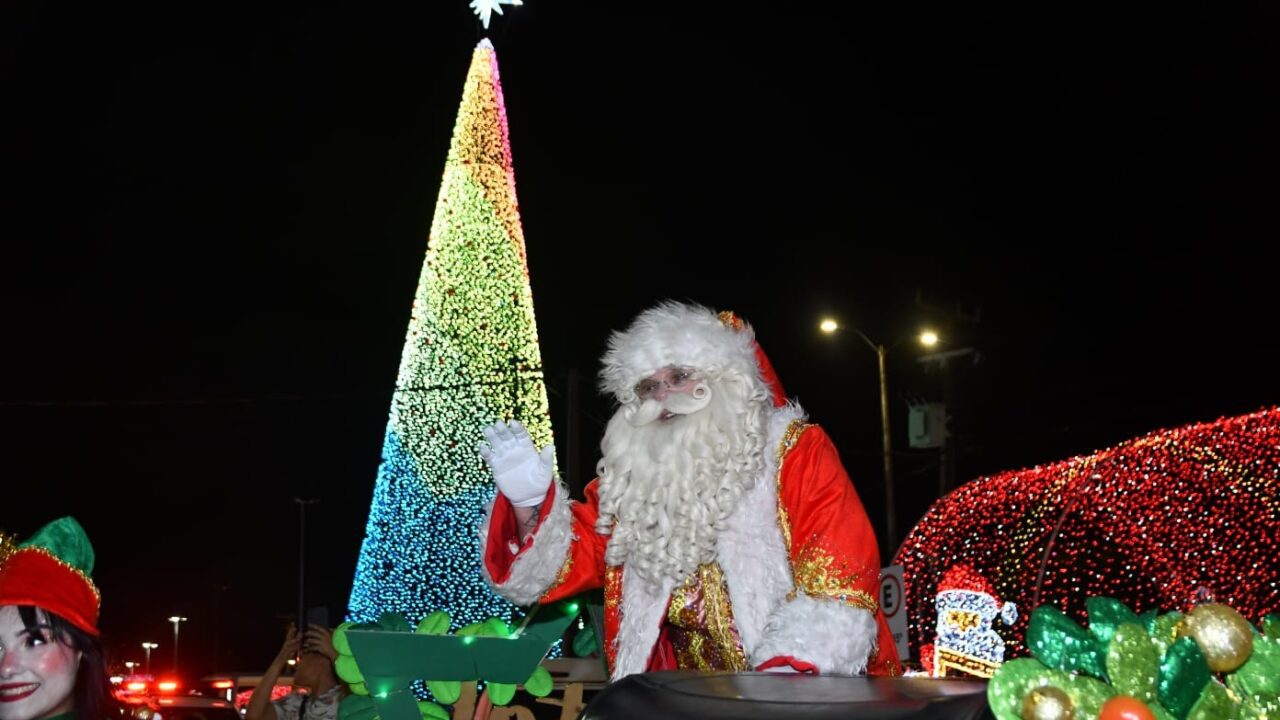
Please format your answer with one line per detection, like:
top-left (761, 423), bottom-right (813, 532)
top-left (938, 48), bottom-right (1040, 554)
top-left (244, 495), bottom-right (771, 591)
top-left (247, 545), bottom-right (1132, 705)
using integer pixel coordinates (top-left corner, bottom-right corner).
top-left (1099, 695), bottom-right (1156, 720)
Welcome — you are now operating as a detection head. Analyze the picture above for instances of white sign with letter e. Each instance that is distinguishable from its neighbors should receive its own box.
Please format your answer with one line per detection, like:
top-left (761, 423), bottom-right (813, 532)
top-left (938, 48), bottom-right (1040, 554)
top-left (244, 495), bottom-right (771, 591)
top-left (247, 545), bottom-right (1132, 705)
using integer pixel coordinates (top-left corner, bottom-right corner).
top-left (879, 564), bottom-right (909, 661)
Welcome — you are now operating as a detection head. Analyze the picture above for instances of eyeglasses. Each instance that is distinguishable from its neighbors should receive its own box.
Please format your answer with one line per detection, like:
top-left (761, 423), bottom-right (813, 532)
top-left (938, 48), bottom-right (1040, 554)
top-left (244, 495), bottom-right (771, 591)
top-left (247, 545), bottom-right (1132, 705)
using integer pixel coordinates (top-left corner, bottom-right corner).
top-left (634, 367), bottom-right (697, 400)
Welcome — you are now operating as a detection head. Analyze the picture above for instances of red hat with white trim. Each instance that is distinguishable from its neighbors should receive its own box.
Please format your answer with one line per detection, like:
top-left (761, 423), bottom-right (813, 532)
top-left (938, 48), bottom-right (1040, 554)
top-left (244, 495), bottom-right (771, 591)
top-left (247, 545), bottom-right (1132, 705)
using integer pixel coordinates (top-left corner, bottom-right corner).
top-left (598, 301), bottom-right (787, 407)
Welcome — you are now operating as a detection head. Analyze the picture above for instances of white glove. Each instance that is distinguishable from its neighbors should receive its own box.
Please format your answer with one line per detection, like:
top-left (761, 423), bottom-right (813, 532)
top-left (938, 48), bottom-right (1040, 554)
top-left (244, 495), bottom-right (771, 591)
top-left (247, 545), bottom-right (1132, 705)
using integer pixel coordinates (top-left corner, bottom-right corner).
top-left (478, 419), bottom-right (554, 507)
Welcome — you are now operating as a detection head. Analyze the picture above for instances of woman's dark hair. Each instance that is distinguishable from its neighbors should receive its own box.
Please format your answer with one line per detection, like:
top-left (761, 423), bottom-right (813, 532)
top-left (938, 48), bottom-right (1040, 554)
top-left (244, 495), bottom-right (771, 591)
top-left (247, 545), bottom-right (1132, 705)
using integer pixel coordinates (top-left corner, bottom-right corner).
top-left (17, 606), bottom-right (116, 720)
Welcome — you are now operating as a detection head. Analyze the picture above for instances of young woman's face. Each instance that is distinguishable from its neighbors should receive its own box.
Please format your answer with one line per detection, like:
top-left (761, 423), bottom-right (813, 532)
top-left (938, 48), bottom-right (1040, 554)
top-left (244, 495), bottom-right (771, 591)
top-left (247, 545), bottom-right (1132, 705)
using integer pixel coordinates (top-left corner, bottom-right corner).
top-left (0, 606), bottom-right (80, 720)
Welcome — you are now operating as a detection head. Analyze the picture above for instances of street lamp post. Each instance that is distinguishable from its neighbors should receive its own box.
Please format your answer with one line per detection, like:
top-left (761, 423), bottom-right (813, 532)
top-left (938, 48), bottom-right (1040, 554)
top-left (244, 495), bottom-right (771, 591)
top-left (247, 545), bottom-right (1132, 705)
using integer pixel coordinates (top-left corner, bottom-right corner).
top-left (820, 319), bottom-right (937, 555)
top-left (141, 642), bottom-right (158, 677)
top-left (167, 616), bottom-right (187, 674)
top-left (293, 497), bottom-right (319, 631)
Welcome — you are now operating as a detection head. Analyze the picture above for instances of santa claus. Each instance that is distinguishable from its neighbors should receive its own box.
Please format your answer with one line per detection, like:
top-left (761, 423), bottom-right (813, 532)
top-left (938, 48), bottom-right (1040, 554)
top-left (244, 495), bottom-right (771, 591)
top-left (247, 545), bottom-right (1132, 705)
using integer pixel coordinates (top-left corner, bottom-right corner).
top-left (478, 301), bottom-right (900, 679)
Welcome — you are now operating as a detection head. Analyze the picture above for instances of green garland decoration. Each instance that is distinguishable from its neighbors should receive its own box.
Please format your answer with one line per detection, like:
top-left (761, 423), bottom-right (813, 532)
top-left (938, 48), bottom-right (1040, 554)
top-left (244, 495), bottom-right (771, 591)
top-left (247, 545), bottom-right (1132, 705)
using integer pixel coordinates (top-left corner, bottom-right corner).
top-left (990, 597), bottom-right (1280, 720)
top-left (332, 610), bottom-right (556, 720)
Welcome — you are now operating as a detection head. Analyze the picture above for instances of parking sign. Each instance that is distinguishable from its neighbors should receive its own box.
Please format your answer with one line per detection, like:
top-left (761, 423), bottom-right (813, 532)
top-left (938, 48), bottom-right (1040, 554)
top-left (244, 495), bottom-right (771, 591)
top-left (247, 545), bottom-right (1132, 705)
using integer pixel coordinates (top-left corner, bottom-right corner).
top-left (879, 565), bottom-right (909, 660)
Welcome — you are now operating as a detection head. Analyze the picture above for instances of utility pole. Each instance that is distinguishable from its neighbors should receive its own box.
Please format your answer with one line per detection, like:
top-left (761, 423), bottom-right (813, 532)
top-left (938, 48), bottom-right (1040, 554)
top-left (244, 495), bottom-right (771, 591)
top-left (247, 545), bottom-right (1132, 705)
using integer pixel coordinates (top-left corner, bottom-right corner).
top-left (293, 497), bottom-right (320, 630)
top-left (918, 347), bottom-right (975, 498)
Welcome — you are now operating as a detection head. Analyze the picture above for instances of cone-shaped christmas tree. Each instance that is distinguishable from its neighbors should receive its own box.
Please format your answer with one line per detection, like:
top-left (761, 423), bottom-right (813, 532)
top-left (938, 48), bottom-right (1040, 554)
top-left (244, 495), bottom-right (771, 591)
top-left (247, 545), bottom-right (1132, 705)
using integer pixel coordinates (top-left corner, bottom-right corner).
top-left (349, 39), bottom-right (554, 629)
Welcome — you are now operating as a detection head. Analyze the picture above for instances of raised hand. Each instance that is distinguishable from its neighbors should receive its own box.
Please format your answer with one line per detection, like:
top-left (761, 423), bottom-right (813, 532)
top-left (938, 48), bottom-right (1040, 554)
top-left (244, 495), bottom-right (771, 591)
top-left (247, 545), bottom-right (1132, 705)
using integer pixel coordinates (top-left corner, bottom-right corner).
top-left (301, 624), bottom-right (336, 660)
top-left (478, 419), bottom-right (554, 507)
top-left (274, 624), bottom-right (301, 665)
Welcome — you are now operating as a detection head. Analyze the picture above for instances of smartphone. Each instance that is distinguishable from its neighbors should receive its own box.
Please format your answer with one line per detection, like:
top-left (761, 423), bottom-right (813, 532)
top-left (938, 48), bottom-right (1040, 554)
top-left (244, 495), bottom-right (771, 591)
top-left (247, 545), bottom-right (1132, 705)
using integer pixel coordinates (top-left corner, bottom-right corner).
top-left (305, 605), bottom-right (330, 629)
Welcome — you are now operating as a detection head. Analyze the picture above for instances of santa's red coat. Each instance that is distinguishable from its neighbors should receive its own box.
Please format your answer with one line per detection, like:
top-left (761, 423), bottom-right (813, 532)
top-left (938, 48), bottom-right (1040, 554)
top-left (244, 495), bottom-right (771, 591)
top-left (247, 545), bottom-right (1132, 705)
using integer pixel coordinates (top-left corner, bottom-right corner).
top-left (482, 405), bottom-right (902, 680)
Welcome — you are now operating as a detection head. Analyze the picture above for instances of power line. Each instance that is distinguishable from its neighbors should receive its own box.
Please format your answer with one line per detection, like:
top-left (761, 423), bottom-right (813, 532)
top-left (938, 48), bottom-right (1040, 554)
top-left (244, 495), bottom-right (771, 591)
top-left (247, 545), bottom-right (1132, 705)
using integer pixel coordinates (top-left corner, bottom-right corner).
top-left (0, 389), bottom-right (393, 408)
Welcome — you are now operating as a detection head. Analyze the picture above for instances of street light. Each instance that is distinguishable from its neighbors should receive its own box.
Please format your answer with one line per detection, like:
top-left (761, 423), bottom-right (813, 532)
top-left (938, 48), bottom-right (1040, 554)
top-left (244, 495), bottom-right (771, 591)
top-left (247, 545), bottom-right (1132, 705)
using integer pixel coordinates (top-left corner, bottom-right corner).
top-left (819, 318), bottom-right (938, 554)
top-left (167, 616), bottom-right (187, 674)
top-left (141, 642), bottom-right (158, 676)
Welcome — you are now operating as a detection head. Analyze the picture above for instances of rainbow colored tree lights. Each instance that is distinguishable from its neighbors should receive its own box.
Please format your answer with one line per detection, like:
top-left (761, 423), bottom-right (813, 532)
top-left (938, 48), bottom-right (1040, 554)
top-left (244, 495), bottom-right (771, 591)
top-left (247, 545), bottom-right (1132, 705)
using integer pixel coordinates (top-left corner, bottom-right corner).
top-left (348, 39), bottom-right (554, 630)
top-left (897, 407), bottom-right (1280, 663)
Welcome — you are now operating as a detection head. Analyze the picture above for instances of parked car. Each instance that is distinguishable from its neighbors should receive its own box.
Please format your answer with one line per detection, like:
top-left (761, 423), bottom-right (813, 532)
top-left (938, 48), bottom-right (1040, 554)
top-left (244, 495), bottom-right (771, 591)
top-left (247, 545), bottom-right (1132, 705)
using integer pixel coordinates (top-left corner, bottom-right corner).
top-left (119, 693), bottom-right (241, 720)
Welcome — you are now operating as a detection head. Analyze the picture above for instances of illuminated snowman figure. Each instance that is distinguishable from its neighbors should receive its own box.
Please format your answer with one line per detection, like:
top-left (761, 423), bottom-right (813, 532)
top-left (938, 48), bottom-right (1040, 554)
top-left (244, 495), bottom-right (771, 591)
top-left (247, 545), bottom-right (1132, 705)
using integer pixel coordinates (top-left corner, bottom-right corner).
top-left (930, 564), bottom-right (1017, 678)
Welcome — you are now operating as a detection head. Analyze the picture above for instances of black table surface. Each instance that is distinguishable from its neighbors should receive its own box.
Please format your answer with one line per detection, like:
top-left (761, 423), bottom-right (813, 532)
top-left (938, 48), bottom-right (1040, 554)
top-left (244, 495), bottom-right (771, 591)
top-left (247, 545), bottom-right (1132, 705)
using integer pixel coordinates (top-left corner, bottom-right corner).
top-left (580, 671), bottom-right (994, 720)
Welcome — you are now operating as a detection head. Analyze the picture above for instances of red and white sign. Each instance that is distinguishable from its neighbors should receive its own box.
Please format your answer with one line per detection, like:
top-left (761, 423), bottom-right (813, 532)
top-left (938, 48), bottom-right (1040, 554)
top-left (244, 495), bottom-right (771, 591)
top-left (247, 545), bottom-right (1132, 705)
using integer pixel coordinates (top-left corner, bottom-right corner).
top-left (879, 565), bottom-right (909, 660)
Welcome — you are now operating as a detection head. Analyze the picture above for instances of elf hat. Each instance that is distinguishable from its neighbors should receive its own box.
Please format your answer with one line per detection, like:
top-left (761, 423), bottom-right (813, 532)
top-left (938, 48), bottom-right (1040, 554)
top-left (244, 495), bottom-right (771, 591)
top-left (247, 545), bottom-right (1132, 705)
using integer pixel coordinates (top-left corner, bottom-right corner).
top-left (0, 516), bottom-right (101, 636)
top-left (598, 301), bottom-right (787, 407)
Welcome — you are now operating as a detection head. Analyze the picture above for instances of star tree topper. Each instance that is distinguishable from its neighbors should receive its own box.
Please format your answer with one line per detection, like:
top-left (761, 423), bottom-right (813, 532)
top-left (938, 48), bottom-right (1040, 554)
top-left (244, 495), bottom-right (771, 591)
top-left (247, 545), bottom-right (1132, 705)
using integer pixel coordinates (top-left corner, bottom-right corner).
top-left (470, 0), bottom-right (523, 30)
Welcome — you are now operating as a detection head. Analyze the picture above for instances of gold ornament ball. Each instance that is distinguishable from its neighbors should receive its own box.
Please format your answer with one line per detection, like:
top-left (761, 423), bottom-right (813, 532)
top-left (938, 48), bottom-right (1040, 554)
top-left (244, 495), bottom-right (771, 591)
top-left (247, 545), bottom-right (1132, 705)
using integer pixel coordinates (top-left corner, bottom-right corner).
top-left (1022, 686), bottom-right (1075, 720)
top-left (1181, 603), bottom-right (1254, 672)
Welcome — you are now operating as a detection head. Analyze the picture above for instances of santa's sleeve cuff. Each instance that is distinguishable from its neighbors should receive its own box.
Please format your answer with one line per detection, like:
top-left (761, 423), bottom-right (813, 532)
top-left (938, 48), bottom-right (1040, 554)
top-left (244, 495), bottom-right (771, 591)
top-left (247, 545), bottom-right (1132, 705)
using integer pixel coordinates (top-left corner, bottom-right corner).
top-left (751, 594), bottom-right (878, 676)
top-left (756, 655), bottom-right (819, 674)
top-left (479, 481), bottom-right (573, 606)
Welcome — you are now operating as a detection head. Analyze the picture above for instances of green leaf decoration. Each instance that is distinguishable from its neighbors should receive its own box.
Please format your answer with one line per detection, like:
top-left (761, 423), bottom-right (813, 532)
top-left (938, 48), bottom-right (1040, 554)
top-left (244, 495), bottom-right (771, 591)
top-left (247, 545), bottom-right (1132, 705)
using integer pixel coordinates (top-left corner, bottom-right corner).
top-left (335, 653), bottom-right (366, 684)
top-left (481, 617), bottom-right (510, 638)
top-left (524, 665), bottom-right (553, 698)
top-left (1151, 612), bottom-right (1186, 658)
top-left (416, 611), bottom-right (451, 636)
top-left (487, 682), bottom-right (516, 706)
top-left (1088, 597), bottom-right (1142, 645)
top-left (1140, 608), bottom-right (1160, 634)
top-left (1187, 680), bottom-right (1237, 720)
top-left (987, 659), bottom-right (1115, 720)
top-left (456, 621), bottom-right (485, 637)
top-left (416, 700), bottom-right (449, 720)
top-left (1239, 701), bottom-right (1279, 720)
top-left (1158, 637), bottom-right (1211, 720)
top-left (376, 611), bottom-right (412, 633)
top-left (994, 599), bottom-right (1274, 720)
top-left (572, 624), bottom-right (598, 657)
top-left (988, 658), bottom-right (1052, 720)
top-left (426, 680), bottom-right (461, 705)
top-left (1229, 635), bottom-right (1280, 709)
top-left (339, 694), bottom-right (378, 720)
top-left (1027, 605), bottom-right (1108, 679)
top-left (1107, 622), bottom-right (1159, 704)
top-left (333, 621), bottom-right (354, 656)
top-left (1261, 615), bottom-right (1280, 641)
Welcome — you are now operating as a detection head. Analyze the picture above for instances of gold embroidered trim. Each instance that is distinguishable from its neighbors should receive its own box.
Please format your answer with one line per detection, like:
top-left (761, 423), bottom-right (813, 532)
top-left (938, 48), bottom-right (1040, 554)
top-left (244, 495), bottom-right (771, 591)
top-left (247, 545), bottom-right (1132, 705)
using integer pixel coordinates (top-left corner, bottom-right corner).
top-left (16, 546), bottom-right (101, 603)
top-left (789, 545), bottom-right (877, 612)
top-left (0, 532), bottom-right (16, 566)
top-left (546, 551), bottom-right (574, 595)
top-left (603, 565), bottom-right (623, 672)
top-left (773, 420), bottom-right (810, 554)
top-left (716, 311), bottom-right (744, 331)
top-left (666, 563), bottom-right (748, 671)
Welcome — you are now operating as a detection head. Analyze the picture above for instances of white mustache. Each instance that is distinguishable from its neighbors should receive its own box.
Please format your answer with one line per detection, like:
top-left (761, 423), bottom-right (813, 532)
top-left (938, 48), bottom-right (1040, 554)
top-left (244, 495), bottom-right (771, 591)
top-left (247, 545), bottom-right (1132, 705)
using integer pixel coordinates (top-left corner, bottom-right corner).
top-left (625, 382), bottom-right (712, 427)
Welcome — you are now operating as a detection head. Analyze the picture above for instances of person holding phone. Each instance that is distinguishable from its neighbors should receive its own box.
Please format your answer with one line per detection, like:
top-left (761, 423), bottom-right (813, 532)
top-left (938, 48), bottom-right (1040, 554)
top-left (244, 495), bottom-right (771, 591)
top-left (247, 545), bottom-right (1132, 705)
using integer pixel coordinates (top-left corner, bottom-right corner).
top-left (244, 622), bottom-right (344, 720)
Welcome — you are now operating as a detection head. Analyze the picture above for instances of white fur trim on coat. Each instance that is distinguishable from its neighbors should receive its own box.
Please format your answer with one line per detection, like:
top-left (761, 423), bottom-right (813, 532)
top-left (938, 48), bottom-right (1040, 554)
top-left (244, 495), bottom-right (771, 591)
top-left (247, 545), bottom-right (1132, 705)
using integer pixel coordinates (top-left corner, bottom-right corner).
top-left (609, 568), bottom-right (677, 680)
top-left (478, 482), bottom-right (574, 606)
top-left (717, 403), bottom-right (806, 661)
top-left (599, 301), bottom-right (764, 403)
top-left (752, 594), bottom-right (878, 676)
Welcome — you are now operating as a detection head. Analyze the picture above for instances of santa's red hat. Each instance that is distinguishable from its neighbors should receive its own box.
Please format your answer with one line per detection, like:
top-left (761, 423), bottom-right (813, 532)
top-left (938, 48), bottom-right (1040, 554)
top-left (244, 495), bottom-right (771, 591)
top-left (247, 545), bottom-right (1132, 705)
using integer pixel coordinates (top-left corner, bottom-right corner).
top-left (598, 301), bottom-right (787, 407)
top-left (937, 563), bottom-right (997, 600)
top-left (0, 517), bottom-right (101, 636)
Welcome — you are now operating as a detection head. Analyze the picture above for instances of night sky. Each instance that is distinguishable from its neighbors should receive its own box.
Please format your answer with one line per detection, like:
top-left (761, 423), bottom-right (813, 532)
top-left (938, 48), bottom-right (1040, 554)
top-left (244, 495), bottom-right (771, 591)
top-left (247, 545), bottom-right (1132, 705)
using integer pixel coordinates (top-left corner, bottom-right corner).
top-left (4, 0), bottom-right (1277, 680)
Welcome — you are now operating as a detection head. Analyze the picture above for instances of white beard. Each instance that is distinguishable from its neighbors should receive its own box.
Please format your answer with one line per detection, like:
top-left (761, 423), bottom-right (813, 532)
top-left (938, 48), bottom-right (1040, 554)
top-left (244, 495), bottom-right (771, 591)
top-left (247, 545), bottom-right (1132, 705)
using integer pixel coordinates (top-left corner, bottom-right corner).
top-left (594, 371), bottom-right (771, 588)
